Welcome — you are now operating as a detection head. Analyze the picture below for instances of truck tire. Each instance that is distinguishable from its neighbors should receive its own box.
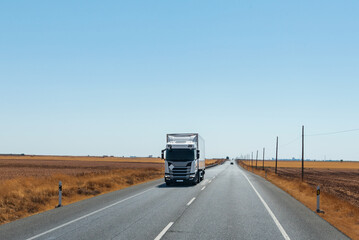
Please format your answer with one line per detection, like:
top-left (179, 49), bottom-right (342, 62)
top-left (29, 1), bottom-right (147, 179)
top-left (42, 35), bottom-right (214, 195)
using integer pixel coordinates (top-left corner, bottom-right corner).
top-left (192, 173), bottom-right (199, 185)
top-left (200, 170), bottom-right (204, 181)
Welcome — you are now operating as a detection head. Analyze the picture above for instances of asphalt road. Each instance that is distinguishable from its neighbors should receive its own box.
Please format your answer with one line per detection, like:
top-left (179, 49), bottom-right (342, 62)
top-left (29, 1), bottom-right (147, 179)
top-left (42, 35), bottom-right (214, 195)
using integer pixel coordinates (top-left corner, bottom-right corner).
top-left (0, 162), bottom-right (349, 240)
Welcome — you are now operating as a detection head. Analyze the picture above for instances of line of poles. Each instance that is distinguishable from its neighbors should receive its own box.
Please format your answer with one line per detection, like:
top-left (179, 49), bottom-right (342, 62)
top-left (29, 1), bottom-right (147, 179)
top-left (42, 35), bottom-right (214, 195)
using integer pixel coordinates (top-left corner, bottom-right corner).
top-left (243, 125), bottom-right (305, 181)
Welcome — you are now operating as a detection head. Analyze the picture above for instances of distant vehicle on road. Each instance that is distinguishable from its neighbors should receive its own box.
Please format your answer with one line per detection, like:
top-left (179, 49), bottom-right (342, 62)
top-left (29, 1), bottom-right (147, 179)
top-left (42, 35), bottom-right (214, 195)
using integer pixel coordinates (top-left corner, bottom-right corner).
top-left (230, 162), bottom-right (234, 165)
top-left (161, 133), bottom-right (205, 185)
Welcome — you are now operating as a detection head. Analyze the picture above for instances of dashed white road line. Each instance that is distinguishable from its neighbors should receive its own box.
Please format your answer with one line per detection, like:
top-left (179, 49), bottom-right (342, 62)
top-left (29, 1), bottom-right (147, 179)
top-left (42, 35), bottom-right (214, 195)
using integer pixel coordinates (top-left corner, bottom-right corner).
top-left (208, 180), bottom-right (212, 183)
top-left (239, 169), bottom-right (291, 240)
top-left (200, 179), bottom-right (209, 185)
top-left (201, 186), bottom-right (206, 191)
top-left (187, 197), bottom-right (196, 206)
top-left (154, 222), bottom-right (174, 240)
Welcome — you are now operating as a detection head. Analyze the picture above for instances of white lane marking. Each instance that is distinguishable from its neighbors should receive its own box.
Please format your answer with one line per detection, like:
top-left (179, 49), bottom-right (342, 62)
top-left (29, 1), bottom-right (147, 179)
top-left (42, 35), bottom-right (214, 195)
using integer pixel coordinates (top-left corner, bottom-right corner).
top-left (26, 188), bottom-right (153, 240)
top-left (239, 170), bottom-right (291, 240)
top-left (200, 179), bottom-right (209, 185)
top-left (212, 176), bottom-right (215, 179)
top-left (201, 186), bottom-right (206, 191)
top-left (187, 197), bottom-right (196, 206)
top-left (154, 222), bottom-right (174, 240)
top-left (208, 180), bottom-right (212, 183)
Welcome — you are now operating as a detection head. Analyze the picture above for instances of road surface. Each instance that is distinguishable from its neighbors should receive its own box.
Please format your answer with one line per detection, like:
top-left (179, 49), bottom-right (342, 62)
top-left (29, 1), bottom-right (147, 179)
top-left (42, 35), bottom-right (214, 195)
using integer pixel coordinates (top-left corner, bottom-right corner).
top-left (0, 162), bottom-right (349, 240)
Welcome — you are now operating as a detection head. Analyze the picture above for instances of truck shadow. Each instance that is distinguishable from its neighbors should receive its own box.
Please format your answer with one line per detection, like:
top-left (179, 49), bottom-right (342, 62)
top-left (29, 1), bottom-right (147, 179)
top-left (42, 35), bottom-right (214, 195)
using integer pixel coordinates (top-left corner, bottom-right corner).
top-left (157, 183), bottom-right (195, 188)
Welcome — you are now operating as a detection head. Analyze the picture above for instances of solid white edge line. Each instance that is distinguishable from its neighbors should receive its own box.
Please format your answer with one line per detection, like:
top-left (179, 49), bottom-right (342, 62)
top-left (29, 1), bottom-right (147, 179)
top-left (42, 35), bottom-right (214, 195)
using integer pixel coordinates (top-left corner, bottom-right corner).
top-left (26, 188), bottom-right (153, 240)
top-left (239, 169), bottom-right (291, 240)
top-left (201, 186), bottom-right (206, 191)
top-left (186, 197), bottom-right (196, 206)
top-left (154, 222), bottom-right (174, 240)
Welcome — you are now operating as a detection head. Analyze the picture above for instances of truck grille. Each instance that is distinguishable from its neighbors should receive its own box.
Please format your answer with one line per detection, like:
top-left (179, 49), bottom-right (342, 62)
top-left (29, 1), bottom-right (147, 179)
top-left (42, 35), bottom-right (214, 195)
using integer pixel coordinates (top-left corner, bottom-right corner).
top-left (171, 166), bottom-right (191, 176)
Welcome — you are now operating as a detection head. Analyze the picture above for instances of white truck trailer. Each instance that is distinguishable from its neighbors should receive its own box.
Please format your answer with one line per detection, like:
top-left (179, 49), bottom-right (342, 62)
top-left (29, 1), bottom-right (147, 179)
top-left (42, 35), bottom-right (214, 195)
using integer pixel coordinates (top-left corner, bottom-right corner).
top-left (161, 133), bottom-right (205, 185)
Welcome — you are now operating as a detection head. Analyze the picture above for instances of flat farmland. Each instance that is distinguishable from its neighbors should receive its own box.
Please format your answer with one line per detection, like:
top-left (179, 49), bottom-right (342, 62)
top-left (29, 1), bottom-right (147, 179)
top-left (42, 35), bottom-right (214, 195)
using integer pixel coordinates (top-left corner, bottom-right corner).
top-left (242, 160), bottom-right (359, 169)
top-left (0, 156), bottom-right (163, 181)
top-left (0, 155), bottom-right (164, 163)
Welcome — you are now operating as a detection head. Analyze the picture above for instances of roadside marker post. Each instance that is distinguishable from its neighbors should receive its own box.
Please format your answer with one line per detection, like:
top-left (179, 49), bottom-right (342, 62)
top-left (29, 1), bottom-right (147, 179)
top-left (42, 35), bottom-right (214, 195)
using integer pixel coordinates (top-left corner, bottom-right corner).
top-left (251, 152), bottom-right (254, 172)
top-left (302, 125), bottom-right (305, 181)
top-left (262, 147), bottom-right (265, 171)
top-left (56, 181), bottom-right (62, 208)
top-left (316, 186), bottom-right (324, 213)
top-left (275, 136), bottom-right (278, 174)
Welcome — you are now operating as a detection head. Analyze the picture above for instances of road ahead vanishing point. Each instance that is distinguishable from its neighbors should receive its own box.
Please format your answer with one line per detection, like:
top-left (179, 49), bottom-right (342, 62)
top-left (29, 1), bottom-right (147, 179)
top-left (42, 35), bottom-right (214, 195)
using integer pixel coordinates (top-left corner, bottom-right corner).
top-left (0, 162), bottom-right (348, 240)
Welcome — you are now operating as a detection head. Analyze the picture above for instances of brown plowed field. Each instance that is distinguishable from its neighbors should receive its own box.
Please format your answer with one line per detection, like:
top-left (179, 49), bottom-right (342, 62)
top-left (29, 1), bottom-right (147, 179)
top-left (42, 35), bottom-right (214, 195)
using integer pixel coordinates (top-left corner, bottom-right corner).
top-left (242, 160), bottom-right (359, 208)
top-left (276, 168), bottom-right (359, 209)
top-left (243, 160), bottom-right (359, 169)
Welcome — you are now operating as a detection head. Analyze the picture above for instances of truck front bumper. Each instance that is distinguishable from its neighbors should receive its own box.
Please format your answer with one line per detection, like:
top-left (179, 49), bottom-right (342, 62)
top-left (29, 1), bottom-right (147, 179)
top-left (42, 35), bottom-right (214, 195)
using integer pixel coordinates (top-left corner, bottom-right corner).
top-left (165, 173), bottom-right (196, 183)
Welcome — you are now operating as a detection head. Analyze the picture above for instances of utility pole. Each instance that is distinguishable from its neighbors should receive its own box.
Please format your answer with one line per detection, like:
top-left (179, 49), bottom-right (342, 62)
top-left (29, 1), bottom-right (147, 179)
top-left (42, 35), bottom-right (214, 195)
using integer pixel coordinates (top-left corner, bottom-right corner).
top-left (275, 137), bottom-right (278, 174)
top-left (302, 125), bottom-right (304, 181)
top-left (251, 152), bottom-right (253, 170)
top-left (262, 147), bottom-right (265, 170)
top-left (255, 150), bottom-right (258, 169)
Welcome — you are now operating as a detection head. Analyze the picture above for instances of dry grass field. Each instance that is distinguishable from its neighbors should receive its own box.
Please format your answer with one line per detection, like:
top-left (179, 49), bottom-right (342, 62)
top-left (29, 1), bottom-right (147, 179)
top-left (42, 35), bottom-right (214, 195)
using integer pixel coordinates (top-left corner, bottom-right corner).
top-left (0, 155), bottom-right (165, 225)
top-left (239, 160), bottom-right (359, 239)
top-left (0, 155), bottom-right (222, 225)
top-left (0, 155), bottom-right (164, 163)
top-left (0, 157), bottom-right (163, 181)
top-left (205, 159), bottom-right (226, 166)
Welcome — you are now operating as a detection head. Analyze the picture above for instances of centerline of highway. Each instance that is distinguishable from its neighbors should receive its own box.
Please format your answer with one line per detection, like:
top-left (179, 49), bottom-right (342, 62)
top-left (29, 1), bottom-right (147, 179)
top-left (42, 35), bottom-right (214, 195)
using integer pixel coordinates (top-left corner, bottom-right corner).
top-left (154, 173), bottom-right (214, 240)
top-left (154, 222), bottom-right (174, 240)
top-left (187, 197), bottom-right (196, 206)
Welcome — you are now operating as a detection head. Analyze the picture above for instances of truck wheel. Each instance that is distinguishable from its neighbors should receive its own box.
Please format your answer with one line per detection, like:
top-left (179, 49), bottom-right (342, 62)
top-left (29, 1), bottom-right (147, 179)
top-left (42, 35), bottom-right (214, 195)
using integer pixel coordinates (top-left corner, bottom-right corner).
top-left (200, 171), bottom-right (204, 181)
top-left (192, 173), bottom-right (198, 185)
top-left (197, 172), bottom-right (200, 183)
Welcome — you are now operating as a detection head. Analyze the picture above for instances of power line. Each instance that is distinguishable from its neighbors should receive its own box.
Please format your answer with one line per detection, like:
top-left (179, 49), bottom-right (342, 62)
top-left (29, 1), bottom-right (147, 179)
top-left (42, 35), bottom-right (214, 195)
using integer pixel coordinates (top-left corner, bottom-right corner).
top-left (280, 136), bottom-right (301, 148)
top-left (306, 128), bottom-right (359, 137)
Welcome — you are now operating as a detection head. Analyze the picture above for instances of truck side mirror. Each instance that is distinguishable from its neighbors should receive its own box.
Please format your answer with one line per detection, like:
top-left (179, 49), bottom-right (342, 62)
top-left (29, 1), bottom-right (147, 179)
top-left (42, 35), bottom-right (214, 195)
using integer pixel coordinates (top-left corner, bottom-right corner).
top-left (161, 149), bottom-right (165, 160)
top-left (197, 150), bottom-right (200, 159)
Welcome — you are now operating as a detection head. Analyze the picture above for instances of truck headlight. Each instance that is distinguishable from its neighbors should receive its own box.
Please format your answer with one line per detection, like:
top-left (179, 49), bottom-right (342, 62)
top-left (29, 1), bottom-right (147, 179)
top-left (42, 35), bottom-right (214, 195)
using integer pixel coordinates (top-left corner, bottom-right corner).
top-left (189, 174), bottom-right (196, 178)
top-left (165, 175), bottom-right (170, 178)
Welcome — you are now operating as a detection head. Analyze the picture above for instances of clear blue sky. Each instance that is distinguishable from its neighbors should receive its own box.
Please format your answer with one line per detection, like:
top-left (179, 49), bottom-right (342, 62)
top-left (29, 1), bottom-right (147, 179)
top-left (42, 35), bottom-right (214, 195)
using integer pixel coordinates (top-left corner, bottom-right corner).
top-left (1, 1), bottom-right (358, 160)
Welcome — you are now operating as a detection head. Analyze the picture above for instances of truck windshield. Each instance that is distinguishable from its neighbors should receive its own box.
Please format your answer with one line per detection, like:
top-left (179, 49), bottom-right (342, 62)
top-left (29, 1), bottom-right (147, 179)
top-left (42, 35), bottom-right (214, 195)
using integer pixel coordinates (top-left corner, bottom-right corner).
top-left (166, 149), bottom-right (195, 161)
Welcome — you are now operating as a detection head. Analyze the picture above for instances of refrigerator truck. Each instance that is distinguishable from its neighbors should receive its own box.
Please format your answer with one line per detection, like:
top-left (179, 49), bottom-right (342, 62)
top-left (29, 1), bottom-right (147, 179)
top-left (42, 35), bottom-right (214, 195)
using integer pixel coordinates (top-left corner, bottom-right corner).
top-left (161, 133), bottom-right (205, 185)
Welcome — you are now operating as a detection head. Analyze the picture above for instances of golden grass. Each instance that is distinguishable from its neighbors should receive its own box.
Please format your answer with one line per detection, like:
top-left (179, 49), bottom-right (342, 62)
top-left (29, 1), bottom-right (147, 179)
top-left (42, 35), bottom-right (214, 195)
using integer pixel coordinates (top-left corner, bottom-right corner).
top-left (206, 159), bottom-right (224, 166)
top-left (0, 155), bottom-right (163, 163)
top-left (239, 161), bottom-right (359, 239)
top-left (0, 168), bottom-right (163, 225)
top-left (242, 160), bottom-right (359, 169)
